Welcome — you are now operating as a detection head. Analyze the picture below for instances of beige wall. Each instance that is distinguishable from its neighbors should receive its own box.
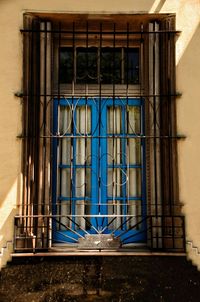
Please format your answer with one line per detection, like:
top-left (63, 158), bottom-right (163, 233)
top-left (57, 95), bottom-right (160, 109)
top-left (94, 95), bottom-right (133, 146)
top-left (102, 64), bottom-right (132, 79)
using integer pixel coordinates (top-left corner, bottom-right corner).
top-left (0, 0), bottom-right (200, 267)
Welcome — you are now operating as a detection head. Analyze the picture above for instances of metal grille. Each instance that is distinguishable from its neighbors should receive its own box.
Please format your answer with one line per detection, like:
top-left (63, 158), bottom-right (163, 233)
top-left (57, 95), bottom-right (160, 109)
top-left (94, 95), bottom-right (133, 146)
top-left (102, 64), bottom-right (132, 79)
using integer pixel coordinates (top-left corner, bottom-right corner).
top-left (15, 14), bottom-right (186, 253)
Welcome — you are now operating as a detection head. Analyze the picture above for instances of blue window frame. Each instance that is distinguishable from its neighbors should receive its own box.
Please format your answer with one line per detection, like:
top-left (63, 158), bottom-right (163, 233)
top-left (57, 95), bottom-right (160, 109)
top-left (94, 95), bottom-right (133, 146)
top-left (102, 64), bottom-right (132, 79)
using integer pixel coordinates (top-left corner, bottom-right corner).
top-left (52, 97), bottom-right (146, 245)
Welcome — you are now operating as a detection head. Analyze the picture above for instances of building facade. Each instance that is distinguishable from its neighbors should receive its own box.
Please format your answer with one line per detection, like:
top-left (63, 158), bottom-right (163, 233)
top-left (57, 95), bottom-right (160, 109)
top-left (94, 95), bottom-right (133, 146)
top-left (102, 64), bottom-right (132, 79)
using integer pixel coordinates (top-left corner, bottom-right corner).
top-left (0, 0), bottom-right (200, 268)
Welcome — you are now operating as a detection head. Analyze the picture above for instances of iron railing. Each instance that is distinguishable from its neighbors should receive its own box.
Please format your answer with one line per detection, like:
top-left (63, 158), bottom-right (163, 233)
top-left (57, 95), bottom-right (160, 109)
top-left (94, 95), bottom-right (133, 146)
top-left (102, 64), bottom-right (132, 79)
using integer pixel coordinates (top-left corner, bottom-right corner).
top-left (14, 214), bottom-right (186, 253)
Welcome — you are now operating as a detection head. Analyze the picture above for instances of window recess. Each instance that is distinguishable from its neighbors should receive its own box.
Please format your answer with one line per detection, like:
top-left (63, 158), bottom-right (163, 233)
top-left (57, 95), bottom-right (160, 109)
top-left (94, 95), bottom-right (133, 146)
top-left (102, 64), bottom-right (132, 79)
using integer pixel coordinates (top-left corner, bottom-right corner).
top-left (15, 14), bottom-right (186, 254)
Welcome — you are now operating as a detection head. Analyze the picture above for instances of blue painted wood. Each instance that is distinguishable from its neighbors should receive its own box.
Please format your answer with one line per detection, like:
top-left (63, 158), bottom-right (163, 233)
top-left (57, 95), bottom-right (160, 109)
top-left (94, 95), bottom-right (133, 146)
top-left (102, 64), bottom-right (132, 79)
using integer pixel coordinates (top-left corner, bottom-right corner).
top-left (91, 98), bottom-right (99, 228)
top-left (53, 97), bottom-right (146, 244)
top-left (122, 103), bottom-right (127, 230)
top-left (72, 97), bottom-right (76, 230)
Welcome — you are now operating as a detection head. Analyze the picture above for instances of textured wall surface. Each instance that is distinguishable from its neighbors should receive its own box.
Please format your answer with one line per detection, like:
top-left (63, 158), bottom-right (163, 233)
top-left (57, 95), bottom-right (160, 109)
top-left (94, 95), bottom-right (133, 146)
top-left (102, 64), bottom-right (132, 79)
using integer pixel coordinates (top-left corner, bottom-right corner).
top-left (0, 0), bottom-right (200, 268)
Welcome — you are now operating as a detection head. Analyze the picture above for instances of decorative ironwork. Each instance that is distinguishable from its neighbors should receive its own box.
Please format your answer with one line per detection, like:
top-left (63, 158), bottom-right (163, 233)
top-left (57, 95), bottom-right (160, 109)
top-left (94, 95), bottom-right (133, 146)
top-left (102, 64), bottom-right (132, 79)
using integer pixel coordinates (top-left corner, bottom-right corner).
top-left (15, 14), bottom-right (185, 254)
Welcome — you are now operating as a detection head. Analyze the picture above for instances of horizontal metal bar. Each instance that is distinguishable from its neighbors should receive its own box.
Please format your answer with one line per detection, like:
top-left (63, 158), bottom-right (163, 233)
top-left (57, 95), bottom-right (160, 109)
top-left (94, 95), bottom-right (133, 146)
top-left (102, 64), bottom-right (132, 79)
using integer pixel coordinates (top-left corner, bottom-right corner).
top-left (59, 164), bottom-right (141, 169)
top-left (17, 135), bottom-right (186, 139)
top-left (20, 29), bottom-right (181, 34)
top-left (15, 214), bottom-right (184, 218)
top-left (59, 164), bottom-right (91, 169)
top-left (107, 164), bottom-right (141, 168)
top-left (16, 203), bottom-right (183, 207)
top-left (58, 197), bottom-right (141, 201)
top-left (16, 93), bottom-right (182, 98)
top-left (58, 197), bottom-right (91, 201)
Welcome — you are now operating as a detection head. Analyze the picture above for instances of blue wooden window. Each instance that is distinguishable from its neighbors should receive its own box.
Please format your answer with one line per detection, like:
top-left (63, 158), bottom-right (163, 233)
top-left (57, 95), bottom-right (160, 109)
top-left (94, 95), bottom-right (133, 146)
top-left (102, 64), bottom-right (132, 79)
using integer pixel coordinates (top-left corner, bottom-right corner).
top-left (52, 97), bottom-right (146, 244)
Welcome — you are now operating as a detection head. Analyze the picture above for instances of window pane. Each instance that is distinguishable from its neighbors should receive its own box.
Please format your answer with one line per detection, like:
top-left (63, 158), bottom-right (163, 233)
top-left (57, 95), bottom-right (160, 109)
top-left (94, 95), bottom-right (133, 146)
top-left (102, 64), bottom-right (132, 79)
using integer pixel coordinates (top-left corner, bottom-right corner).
top-left (128, 138), bottom-right (141, 164)
top-left (124, 48), bottom-right (139, 84)
top-left (101, 48), bottom-right (121, 84)
top-left (107, 106), bottom-right (122, 134)
top-left (76, 47), bottom-right (98, 84)
top-left (59, 106), bottom-right (72, 135)
top-left (76, 168), bottom-right (91, 197)
top-left (127, 106), bottom-right (141, 134)
top-left (127, 168), bottom-right (141, 197)
top-left (127, 200), bottom-right (142, 229)
top-left (75, 106), bottom-right (91, 134)
top-left (59, 48), bottom-right (73, 83)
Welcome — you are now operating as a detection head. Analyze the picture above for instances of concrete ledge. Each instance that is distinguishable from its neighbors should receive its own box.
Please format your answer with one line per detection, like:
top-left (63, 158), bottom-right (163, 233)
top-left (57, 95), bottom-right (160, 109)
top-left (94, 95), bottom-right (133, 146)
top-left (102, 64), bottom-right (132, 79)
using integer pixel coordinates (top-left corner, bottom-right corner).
top-left (11, 251), bottom-right (186, 257)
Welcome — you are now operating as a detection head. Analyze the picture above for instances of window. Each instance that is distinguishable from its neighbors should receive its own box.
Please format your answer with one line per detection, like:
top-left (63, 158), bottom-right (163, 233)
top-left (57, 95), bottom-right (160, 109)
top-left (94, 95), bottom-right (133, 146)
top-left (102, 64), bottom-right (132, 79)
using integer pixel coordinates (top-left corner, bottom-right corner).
top-left (53, 97), bottom-right (145, 244)
top-left (59, 47), bottom-right (139, 84)
top-left (15, 14), bottom-right (185, 253)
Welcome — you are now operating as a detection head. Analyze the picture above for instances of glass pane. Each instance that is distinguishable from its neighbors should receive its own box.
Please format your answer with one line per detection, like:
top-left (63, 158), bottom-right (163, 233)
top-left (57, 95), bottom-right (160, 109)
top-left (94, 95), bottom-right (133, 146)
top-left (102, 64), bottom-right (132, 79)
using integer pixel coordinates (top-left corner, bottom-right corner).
top-left (61, 168), bottom-right (71, 197)
top-left (59, 138), bottom-right (71, 166)
top-left (75, 106), bottom-right (91, 134)
top-left (127, 106), bottom-right (140, 134)
top-left (107, 106), bottom-right (122, 134)
top-left (127, 138), bottom-right (141, 164)
top-left (127, 168), bottom-right (141, 197)
top-left (107, 138), bottom-right (122, 164)
top-left (59, 106), bottom-right (72, 166)
top-left (59, 47), bottom-right (73, 83)
top-left (59, 106), bottom-right (72, 135)
top-left (75, 200), bottom-right (85, 229)
top-left (76, 47), bottom-right (98, 84)
top-left (59, 167), bottom-right (71, 230)
top-left (127, 200), bottom-right (142, 229)
top-left (76, 138), bottom-right (91, 165)
top-left (124, 48), bottom-right (139, 84)
top-left (108, 201), bottom-right (122, 229)
top-left (75, 168), bottom-right (91, 198)
top-left (107, 168), bottom-right (126, 197)
top-left (101, 48), bottom-right (121, 84)
top-left (60, 201), bottom-right (71, 230)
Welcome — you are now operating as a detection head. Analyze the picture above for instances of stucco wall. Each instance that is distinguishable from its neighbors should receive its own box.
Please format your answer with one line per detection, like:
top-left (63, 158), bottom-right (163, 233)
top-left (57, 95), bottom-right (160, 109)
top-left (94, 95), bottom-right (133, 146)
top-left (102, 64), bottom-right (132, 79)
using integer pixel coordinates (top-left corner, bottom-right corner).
top-left (0, 0), bottom-right (200, 267)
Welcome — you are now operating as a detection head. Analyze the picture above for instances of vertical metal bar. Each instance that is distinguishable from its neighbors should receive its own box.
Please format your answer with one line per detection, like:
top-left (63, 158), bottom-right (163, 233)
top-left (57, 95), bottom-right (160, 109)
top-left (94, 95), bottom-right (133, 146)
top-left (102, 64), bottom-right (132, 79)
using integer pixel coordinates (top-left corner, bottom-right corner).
top-left (84, 22), bottom-right (89, 228)
top-left (112, 23), bottom-right (116, 219)
top-left (28, 19), bottom-right (34, 238)
top-left (168, 28), bottom-right (175, 249)
top-left (156, 23), bottom-right (162, 248)
top-left (24, 19), bottom-right (31, 235)
top-left (45, 22), bottom-right (52, 248)
top-left (153, 23), bottom-right (158, 219)
top-left (126, 23), bottom-right (130, 230)
top-left (140, 23), bottom-right (147, 238)
top-left (71, 22), bottom-right (75, 226)
top-left (126, 23), bottom-right (129, 92)
top-left (141, 100), bottom-right (147, 238)
top-left (58, 22), bottom-right (62, 231)
top-left (41, 21), bottom-right (47, 247)
top-left (125, 23), bottom-right (130, 230)
top-left (72, 96), bottom-right (76, 231)
top-left (168, 33), bottom-right (173, 246)
top-left (99, 23), bottom-right (102, 221)
top-left (31, 21), bottom-right (36, 237)
top-left (122, 105), bottom-right (126, 230)
top-left (121, 48), bottom-right (124, 84)
top-left (152, 23), bottom-right (159, 249)
top-left (52, 99), bottom-right (58, 239)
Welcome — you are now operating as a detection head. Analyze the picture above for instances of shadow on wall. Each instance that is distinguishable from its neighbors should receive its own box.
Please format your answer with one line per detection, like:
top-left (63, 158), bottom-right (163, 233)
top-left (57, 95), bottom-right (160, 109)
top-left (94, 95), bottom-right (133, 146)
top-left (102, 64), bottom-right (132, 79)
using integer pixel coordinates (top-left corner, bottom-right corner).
top-left (149, 0), bottom-right (167, 12)
top-left (0, 175), bottom-right (21, 250)
top-left (0, 0), bottom-right (165, 258)
top-left (0, 208), bottom-right (18, 250)
top-left (176, 22), bottom-right (200, 246)
top-left (0, 0), bottom-right (199, 254)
